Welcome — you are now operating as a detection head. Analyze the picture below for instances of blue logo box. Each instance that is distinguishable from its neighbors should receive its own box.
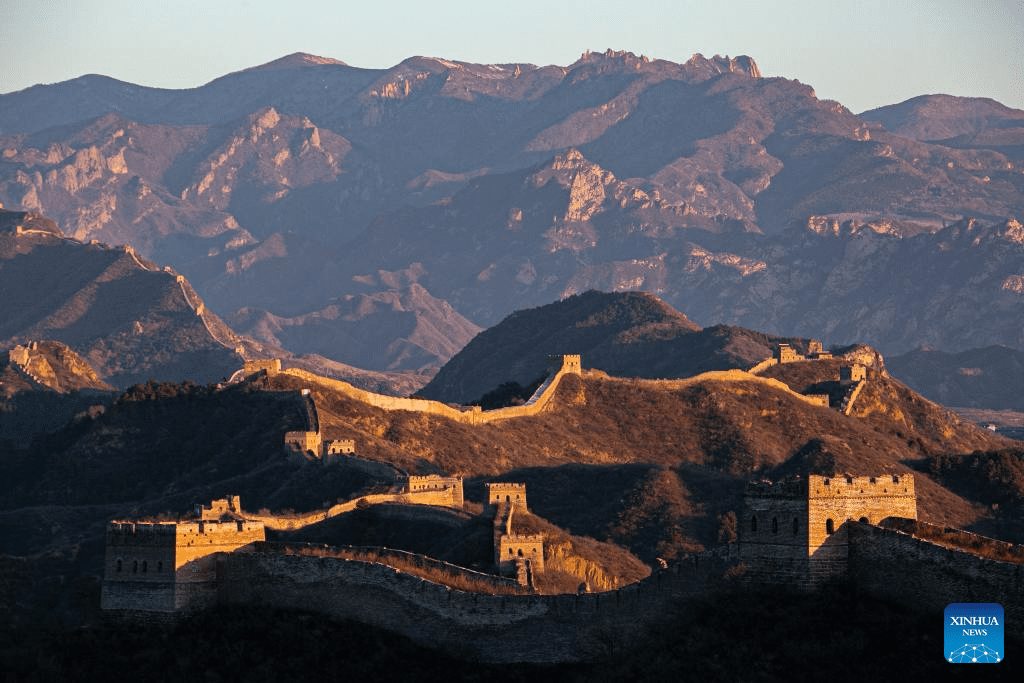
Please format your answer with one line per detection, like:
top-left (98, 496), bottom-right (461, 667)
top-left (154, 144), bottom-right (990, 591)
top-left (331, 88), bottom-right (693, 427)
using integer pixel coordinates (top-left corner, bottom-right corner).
top-left (945, 603), bottom-right (1003, 663)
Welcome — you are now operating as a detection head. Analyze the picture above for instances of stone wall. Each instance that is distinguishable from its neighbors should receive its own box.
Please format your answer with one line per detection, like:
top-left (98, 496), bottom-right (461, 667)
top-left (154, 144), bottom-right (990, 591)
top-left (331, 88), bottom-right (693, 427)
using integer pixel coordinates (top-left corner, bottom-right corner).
top-left (276, 355), bottom-right (582, 425)
top-left (215, 546), bottom-right (737, 663)
top-left (246, 484), bottom-right (464, 532)
top-left (849, 522), bottom-right (1024, 627)
top-left (747, 357), bottom-right (778, 375)
top-left (330, 453), bottom-right (404, 480)
top-left (841, 380), bottom-right (866, 415)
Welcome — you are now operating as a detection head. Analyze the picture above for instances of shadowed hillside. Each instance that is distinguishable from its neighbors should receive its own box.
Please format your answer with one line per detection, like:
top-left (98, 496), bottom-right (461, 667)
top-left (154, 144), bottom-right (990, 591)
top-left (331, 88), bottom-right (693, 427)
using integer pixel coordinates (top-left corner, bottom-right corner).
top-left (0, 225), bottom-right (241, 387)
top-left (888, 345), bottom-right (1024, 411)
top-left (419, 290), bottom-right (808, 404)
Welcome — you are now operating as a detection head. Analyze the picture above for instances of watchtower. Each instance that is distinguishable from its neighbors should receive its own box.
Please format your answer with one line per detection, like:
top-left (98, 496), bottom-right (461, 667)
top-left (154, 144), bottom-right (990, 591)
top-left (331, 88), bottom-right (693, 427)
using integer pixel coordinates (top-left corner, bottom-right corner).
top-left (243, 359), bottom-right (281, 376)
top-left (741, 474), bottom-right (916, 585)
top-left (284, 431), bottom-right (322, 457)
top-left (498, 533), bottom-right (545, 576)
top-left (776, 344), bottom-right (801, 364)
top-left (405, 474), bottom-right (465, 507)
top-left (325, 439), bottom-right (356, 455)
top-left (840, 364), bottom-right (866, 386)
top-left (101, 498), bottom-right (264, 615)
top-left (548, 354), bottom-right (581, 375)
top-left (486, 482), bottom-right (529, 512)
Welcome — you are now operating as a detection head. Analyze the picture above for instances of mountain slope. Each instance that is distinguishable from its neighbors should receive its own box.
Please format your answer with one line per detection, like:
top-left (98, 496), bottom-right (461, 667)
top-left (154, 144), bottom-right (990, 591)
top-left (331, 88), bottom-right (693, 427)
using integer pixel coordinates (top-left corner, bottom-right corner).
top-left (0, 211), bottom-right (241, 387)
top-left (421, 290), bottom-right (823, 404)
top-left (860, 94), bottom-right (1024, 144)
top-left (888, 345), bottom-right (1024, 410)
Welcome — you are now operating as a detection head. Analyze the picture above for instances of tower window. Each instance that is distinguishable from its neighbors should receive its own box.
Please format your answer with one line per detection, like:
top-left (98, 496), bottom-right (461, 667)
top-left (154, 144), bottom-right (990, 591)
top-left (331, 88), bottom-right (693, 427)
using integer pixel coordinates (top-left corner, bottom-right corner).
top-left (859, 516), bottom-right (869, 524)
top-left (116, 559), bottom-right (122, 572)
top-left (792, 518), bottom-right (799, 535)
top-left (142, 561), bottom-right (147, 573)
top-left (826, 519), bottom-right (835, 535)
top-left (771, 517), bottom-right (778, 534)
top-left (751, 516), bottom-right (758, 533)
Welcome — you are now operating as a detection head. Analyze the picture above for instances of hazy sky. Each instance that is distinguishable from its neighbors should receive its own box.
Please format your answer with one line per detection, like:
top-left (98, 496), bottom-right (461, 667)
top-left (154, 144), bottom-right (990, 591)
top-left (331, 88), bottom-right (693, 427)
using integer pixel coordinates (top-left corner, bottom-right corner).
top-left (2, 0), bottom-right (1022, 113)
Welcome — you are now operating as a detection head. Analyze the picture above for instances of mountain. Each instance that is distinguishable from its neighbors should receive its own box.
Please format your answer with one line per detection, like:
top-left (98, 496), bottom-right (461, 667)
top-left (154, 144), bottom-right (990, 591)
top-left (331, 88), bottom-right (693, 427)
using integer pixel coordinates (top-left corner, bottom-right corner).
top-left (228, 265), bottom-right (481, 373)
top-left (0, 209), bottom-right (242, 387)
top-left (419, 290), bottom-right (809, 404)
top-left (888, 345), bottom-right (1024, 411)
top-left (2, 316), bottom-right (1020, 671)
top-left (2, 51), bottom-right (1023, 377)
top-left (860, 94), bottom-right (1024, 155)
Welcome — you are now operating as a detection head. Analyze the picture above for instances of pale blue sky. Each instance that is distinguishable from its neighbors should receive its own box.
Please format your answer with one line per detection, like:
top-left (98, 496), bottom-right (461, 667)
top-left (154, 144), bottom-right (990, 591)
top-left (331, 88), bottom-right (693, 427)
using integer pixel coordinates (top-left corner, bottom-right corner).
top-left (2, 0), bottom-right (1022, 113)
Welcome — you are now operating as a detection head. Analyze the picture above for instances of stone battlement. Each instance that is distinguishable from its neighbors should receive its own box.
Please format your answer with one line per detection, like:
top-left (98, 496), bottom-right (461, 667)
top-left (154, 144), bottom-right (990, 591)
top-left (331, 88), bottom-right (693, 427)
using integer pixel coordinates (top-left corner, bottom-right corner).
top-left (808, 474), bottom-right (913, 499)
top-left (744, 478), bottom-right (808, 497)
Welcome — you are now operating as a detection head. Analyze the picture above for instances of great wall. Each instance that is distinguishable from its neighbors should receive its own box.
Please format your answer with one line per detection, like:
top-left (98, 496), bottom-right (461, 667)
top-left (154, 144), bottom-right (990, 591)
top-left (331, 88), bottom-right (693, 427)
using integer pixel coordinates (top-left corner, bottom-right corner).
top-left (100, 348), bottom-right (1024, 661)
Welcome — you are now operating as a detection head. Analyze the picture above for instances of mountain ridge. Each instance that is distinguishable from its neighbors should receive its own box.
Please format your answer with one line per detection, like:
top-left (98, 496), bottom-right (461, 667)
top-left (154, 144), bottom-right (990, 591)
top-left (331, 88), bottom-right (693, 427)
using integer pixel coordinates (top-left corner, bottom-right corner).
top-left (2, 51), bottom-right (1023, 384)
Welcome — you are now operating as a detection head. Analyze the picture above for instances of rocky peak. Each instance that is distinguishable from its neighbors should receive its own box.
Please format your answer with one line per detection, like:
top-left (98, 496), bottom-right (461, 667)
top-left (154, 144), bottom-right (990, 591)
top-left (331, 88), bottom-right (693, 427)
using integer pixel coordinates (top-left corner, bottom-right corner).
top-left (999, 218), bottom-right (1024, 244)
top-left (684, 53), bottom-right (761, 79)
top-left (248, 107), bottom-right (281, 139)
top-left (572, 49), bottom-right (652, 69)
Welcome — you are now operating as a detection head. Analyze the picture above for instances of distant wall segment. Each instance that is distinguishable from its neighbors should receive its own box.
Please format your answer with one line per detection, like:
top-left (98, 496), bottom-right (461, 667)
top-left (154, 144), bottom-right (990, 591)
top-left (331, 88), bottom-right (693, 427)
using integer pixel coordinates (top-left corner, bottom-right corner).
top-left (275, 354), bottom-right (583, 424)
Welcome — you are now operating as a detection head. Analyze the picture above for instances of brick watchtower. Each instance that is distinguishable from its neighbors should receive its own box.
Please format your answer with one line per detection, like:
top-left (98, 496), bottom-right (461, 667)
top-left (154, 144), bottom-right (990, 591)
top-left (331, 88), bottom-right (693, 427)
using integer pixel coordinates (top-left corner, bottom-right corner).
top-left (741, 474), bottom-right (916, 586)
